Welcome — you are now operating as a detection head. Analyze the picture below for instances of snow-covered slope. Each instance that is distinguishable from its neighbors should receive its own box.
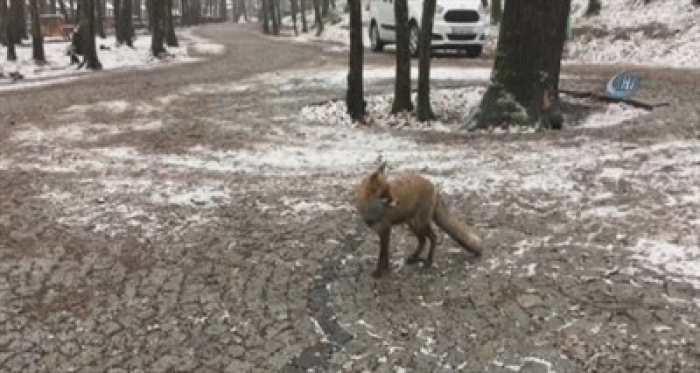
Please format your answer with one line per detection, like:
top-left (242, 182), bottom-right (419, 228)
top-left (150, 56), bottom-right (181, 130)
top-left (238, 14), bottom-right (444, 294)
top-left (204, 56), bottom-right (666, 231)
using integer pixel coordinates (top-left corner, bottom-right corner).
top-left (568, 0), bottom-right (700, 67)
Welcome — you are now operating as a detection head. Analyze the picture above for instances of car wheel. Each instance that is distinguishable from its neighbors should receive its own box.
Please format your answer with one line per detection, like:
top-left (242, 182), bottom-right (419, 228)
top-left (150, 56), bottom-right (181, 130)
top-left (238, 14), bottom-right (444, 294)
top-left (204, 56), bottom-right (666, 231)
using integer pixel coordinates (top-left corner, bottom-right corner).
top-left (370, 23), bottom-right (385, 52)
top-left (466, 45), bottom-right (483, 58)
top-left (409, 23), bottom-right (420, 57)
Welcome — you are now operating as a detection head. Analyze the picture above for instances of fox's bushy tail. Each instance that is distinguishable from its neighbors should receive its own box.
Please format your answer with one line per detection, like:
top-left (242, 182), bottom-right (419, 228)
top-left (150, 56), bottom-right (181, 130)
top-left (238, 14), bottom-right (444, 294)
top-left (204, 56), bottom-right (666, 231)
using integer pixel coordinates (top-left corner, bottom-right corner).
top-left (434, 195), bottom-right (483, 256)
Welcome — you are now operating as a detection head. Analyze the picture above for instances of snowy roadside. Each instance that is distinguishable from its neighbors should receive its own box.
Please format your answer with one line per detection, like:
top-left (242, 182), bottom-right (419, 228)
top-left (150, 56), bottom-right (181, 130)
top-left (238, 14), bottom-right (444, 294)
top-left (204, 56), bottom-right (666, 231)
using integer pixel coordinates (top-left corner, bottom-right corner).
top-left (284, 0), bottom-right (700, 69)
top-left (0, 28), bottom-right (224, 92)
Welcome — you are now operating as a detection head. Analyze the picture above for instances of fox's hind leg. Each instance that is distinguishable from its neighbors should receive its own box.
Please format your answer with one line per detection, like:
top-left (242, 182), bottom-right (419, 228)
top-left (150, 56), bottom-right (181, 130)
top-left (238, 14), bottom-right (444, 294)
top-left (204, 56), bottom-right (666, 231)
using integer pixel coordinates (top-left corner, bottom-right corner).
top-left (424, 225), bottom-right (438, 267)
top-left (406, 223), bottom-right (426, 264)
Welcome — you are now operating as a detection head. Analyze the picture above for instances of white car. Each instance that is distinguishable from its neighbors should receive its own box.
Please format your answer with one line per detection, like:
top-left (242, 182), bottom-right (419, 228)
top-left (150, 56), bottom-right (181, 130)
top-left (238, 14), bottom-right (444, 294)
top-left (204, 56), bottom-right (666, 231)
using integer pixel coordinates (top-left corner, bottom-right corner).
top-left (367, 0), bottom-right (487, 57)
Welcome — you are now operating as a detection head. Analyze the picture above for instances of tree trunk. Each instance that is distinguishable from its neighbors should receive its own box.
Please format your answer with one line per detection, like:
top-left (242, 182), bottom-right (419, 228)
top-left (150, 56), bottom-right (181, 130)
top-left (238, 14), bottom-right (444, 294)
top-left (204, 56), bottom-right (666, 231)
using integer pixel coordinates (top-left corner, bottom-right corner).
top-left (164, 0), bottom-right (178, 46)
top-left (312, 0), bottom-right (323, 36)
top-left (490, 0), bottom-right (501, 25)
top-left (321, 0), bottom-right (328, 16)
top-left (116, 0), bottom-right (134, 46)
top-left (18, 0), bottom-right (28, 39)
top-left (219, 0), bottom-right (227, 21)
top-left (29, 0), bottom-right (46, 62)
top-left (300, 0), bottom-right (307, 32)
top-left (585, 0), bottom-right (601, 16)
top-left (416, 0), bottom-right (435, 121)
top-left (391, 0), bottom-right (412, 113)
top-left (81, 0), bottom-right (102, 69)
top-left (150, 0), bottom-right (166, 56)
top-left (10, 0), bottom-right (25, 43)
top-left (96, 0), bottom-right (105, 38)
top-left (270, 0), bottom-right (279, 35)
top-left (261, 0), bottom-right (270, 33)
top-left (476, 0), bottom-right (570, 129)
top-left (51, 0), bottom-right (57, 13)
top-left (2, 0), bottom-right (17, 60)
top-left (0, 0), bottom-right (7, 46)
top-left (290, 0), bottom-right (298, 35)
top-left (346, 0), bottom-right (364, 121)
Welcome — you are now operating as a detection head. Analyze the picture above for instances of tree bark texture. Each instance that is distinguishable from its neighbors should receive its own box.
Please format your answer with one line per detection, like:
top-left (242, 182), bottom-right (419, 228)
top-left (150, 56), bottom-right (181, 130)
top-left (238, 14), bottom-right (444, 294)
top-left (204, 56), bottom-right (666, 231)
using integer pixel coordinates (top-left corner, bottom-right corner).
top-left (165, 0), bottom-right (178, 46)
top-left (80, 0), bottom-right (102, 69)
top-left (150, 0), bottom-right (166, 56)
top-left (96, 0), bottom-right (105, 38)
top-left (0, 0), bottom-right (7, 46)
top-left (300, 0), bottom-right (308, 32)
top-left (476, 0), bottom-right (571, 129)
top-left (391, 0), bottom-right (413, 113)
top-left (313, 0), bottom-right (323, 36)
top-left (10, 0), bottom-right (25, 43)
top-left (416, 0), bottom-right (435, 121)
top-left (346, 0), bottom-right (365, 121)
top-left (116, 0), bottom-right (134, 46)
top-left (29, 0), bottom-right (46, 62)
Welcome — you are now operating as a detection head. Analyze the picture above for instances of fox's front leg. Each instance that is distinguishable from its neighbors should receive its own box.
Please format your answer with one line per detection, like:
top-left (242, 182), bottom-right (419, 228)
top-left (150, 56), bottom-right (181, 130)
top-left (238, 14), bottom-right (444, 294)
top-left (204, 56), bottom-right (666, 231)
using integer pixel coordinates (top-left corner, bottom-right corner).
top-left (373, 228), bottom-right (391, 278)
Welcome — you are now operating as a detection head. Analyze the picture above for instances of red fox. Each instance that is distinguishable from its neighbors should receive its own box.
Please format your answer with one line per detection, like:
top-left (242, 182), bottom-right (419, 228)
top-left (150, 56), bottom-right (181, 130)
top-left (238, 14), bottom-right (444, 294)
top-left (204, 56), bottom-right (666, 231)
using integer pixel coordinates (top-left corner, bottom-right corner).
top-left (355, 162), bottom-right (483, 278)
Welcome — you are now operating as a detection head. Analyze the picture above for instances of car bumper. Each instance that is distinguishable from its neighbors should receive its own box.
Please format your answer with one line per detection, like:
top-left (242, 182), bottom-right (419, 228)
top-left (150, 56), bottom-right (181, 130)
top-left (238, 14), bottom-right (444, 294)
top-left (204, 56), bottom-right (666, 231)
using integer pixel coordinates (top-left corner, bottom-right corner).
top-left (431, 21), bottom-right (486, 47)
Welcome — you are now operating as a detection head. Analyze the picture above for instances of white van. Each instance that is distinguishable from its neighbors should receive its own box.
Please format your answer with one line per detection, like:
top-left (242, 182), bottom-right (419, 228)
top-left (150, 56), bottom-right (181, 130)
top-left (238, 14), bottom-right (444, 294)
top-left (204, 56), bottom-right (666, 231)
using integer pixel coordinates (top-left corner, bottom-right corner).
top-left (368, 0), bottom-right (486, 57)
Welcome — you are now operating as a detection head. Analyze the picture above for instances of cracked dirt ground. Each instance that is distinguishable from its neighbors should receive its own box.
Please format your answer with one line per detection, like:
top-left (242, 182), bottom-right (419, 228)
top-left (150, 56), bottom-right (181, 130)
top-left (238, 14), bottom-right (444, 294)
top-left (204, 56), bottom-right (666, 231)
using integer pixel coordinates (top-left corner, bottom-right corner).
top-left (1, 24), bottom-right (700, 372)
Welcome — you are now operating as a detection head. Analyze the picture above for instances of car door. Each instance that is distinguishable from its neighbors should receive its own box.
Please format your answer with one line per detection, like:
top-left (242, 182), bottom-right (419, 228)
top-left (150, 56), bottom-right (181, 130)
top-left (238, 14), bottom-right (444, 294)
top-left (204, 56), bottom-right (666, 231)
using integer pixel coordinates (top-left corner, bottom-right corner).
top-left (380, 0), bottom-right (396, 41)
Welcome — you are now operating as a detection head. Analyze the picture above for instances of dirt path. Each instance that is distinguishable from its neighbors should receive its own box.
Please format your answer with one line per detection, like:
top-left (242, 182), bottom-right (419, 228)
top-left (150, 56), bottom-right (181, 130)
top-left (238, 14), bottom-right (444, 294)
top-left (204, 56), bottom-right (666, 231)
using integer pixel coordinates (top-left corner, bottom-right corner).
top-left (1, 24), bottom-right (699, 372)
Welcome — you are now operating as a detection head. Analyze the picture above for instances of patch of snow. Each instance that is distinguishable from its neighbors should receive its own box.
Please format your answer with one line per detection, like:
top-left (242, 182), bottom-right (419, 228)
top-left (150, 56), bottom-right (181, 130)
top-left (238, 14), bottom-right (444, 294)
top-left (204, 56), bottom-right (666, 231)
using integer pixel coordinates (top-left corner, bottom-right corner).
top-left (576, 103), bottom-right (648, 128)
top-left (0, 31), bottom-right (222, 91)
top-left (630, 239), bottom-right (700, 289)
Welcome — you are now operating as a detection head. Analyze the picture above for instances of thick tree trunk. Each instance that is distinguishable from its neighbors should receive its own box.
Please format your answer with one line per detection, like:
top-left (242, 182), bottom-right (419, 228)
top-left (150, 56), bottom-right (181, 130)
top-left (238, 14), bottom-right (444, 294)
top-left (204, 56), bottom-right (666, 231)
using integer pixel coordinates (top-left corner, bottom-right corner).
top-left (321, 0), bottom-right (328, 16)
top-left (116, 0), bottom-right (133, 46)
top-left (346, 0), bottom-right (364, 121)
top-left (1, 0), bottom-right (16, 60)
top-left (391, 0), bottom-right (412, 113)
top-left (96, 0), bottom-right (105, 38)
top-left (165, 0), bottom-right (178, 46)
top-left (476, 0), bottom-right (570, 129)
top-left (18, 0), bottom-right (28, 39)
top-left (51, 0), bottom-right (57, 13)
top-left (29, 0), bottom-right (46, 62)
top-left (10, 0), bottom-right (25, 43)
top-left (312, 0), bottom-right (323, 36)
top-left (81, 0), bottom-right (102, 69)
top-left (0, 1), bottom-right (6, 46)
top-left (490, 0), bottom-right (501, 25)
top-left (585, 0), bottom-right (601, 16)
top-left (300, 0), bottom-right (308, 32)
top-left (150, 0), bottom-right (166, 56)
top-left (416, 0), bottom-right (435, 121)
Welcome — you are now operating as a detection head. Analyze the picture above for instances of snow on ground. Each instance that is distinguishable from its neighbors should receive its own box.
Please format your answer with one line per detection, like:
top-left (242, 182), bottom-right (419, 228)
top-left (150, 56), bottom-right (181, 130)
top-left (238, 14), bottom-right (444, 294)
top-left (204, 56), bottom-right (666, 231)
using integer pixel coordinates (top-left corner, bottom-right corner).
top-left (0, 30), bottom-right (224, 92)
top-left (288, 0), bottom-right (700, 68)
top-left (302, 88), bottom-right (648, 131)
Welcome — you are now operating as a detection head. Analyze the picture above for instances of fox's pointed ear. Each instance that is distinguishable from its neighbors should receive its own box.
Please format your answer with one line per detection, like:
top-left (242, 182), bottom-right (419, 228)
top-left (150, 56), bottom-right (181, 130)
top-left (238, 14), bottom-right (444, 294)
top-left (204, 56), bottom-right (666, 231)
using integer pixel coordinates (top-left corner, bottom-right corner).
top-left (377, 161), bottom-right (387, 175)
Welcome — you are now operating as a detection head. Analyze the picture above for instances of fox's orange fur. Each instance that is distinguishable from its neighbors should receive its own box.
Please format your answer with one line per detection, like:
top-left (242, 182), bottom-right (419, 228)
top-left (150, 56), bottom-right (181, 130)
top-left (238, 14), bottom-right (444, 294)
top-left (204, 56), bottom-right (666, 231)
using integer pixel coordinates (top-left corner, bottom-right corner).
top-left (355, 162), bottom-right (483, 277)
